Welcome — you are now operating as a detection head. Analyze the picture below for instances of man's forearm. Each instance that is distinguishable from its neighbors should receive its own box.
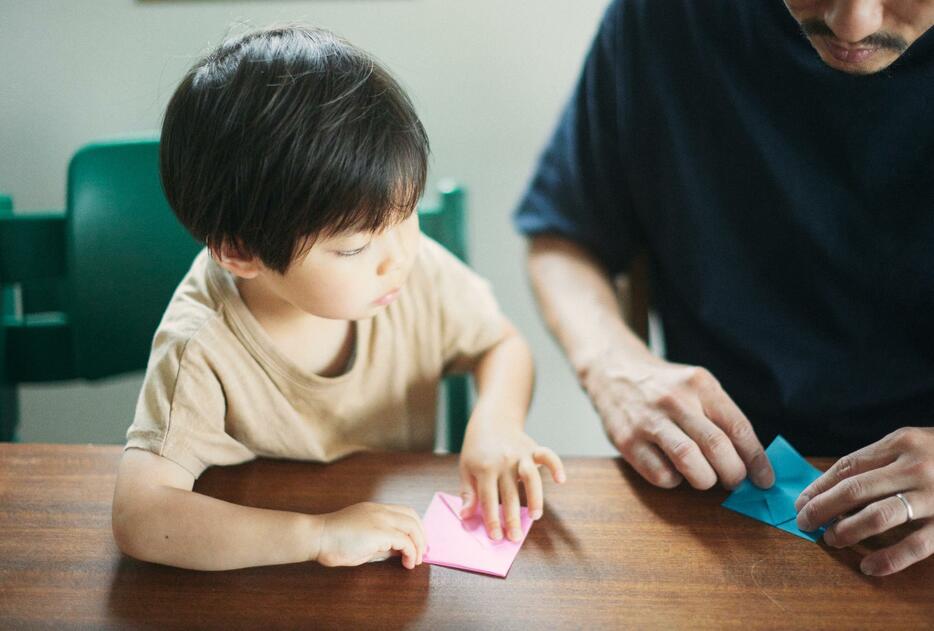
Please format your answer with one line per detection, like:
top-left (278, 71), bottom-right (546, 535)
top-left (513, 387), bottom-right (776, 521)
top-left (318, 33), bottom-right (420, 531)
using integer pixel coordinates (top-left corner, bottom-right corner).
top-left (526, 234), bottom-right (658, 385)
top-left (113, 485), bottom-right (322, 571)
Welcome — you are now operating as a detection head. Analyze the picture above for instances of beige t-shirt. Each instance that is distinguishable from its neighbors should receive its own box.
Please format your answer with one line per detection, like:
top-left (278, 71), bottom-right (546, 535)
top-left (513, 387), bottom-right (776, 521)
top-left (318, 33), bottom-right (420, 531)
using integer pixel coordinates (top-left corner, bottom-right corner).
top-left (125, 236), bottom-right (505, 478)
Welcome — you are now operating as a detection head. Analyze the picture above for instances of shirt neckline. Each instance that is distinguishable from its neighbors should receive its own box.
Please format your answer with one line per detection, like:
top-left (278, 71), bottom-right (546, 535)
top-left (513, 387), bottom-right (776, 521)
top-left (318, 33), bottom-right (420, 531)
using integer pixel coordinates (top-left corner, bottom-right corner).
top-left (203, 252), bottom-right (366, 389)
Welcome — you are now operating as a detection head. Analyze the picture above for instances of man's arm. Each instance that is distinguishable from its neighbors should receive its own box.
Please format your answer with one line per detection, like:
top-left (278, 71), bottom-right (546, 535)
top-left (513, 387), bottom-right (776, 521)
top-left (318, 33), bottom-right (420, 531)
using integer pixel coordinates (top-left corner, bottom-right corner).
top-left (526, 233), bottom-right (774, 490)
top-left (112, 449), bottom-right (425, 571)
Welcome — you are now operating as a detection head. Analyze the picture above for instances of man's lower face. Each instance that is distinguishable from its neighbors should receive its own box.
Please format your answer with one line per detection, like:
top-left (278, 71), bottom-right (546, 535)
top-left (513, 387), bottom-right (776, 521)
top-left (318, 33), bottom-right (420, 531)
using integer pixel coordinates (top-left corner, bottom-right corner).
top-left (795, 12), bottom-right (912, 75)
top-left (808, 33), bottom-right (904, 73)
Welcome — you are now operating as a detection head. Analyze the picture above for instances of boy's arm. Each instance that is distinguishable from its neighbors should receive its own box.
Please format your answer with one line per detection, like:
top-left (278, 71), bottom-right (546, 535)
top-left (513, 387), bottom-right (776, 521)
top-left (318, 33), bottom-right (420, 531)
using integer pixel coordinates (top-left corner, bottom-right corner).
top-left (112, 448), bottom-right (425, 571)
top-left (458, 319), bottom-right (566, 542)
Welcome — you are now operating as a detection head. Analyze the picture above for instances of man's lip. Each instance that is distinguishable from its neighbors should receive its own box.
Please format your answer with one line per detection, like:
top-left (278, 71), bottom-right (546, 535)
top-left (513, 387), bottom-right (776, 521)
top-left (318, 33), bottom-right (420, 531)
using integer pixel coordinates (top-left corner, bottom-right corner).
top-left (374, 288), bottom-right (400, 306)
top-left (821, 37), bottom-right (879, 64)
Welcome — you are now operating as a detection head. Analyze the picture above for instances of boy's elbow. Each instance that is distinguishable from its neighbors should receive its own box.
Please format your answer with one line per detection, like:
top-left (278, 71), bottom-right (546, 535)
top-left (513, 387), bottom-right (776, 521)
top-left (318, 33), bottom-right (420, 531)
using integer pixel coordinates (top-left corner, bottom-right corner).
top-left (112, 491), bottom-right (167, 562)
top-left (111, 496), bottom-right (144, 559)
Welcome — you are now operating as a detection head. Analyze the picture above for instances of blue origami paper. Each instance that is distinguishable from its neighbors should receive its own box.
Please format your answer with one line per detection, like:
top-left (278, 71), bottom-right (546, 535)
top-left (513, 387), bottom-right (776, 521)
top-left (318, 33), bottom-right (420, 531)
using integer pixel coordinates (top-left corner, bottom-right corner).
top-left (722, 435), bottom-right (826, 542)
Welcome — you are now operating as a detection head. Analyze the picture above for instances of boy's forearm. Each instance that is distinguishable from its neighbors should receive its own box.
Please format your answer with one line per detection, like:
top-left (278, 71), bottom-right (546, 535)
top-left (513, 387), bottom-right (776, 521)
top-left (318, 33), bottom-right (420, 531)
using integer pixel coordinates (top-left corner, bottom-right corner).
top-left (113, 486), bottom-right (323, 571)
top-left (469, 323), bottom-right (534, 430)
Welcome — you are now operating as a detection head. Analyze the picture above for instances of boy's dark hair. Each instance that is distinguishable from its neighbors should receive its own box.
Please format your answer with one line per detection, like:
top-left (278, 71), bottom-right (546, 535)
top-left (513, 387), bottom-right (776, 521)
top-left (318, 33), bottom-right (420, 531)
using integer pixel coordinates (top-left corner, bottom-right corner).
top-left (160, 25), bottom-right (429, 273)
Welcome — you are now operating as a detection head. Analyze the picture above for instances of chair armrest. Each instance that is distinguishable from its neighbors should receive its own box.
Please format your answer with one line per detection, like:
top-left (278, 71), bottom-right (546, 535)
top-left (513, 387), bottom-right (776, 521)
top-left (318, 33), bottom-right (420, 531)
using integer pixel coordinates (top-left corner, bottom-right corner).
top-left (0, 209), bottom-right (67, 283)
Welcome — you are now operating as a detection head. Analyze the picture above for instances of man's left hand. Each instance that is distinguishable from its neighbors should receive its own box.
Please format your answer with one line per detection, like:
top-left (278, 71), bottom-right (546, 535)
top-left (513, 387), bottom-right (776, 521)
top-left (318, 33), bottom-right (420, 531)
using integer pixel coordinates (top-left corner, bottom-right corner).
top-left (795, 427), bottom-right (934, 576)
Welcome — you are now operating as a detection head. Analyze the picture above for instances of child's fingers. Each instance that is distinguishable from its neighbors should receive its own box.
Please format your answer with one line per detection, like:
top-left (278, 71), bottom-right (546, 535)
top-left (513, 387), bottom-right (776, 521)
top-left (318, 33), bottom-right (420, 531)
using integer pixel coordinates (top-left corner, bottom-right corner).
top-left (479, 473), bottom-right (503, 540)
top-left (459, 468), bottom-right (479, 519)
top-left (534, 447), bottom-right (567, 483)
top-left (518, 456), bottom-right (544, 520)
top-left (388, 532), bottom-right (418, 570)
top-left (499, 474), bottom-right (523, 542)
top-left (386, 507), bottom-right (427, 565)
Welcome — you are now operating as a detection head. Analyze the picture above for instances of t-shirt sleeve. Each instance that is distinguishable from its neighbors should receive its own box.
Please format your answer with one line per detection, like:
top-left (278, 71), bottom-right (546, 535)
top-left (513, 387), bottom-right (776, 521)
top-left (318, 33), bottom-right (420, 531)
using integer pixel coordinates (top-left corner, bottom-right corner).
top-left (423, 238), bottom-right (507, 374)
top-left (125, 329), bottom-right (255, 478)
top-left (513, 0), bottom-right (641, 277)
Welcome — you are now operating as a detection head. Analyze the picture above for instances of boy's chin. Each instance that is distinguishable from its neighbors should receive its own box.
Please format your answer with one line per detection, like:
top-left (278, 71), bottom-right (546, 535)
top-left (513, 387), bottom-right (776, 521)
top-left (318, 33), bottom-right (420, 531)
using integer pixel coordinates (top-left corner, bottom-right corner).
top-left (349, 304), bottom-right (389, 320)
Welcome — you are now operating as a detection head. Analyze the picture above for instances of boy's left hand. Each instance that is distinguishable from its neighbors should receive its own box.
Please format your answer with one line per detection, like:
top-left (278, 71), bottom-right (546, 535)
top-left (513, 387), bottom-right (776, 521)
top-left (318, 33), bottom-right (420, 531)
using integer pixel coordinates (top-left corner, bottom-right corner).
top-left (459, 423), bottom-right (566, 542)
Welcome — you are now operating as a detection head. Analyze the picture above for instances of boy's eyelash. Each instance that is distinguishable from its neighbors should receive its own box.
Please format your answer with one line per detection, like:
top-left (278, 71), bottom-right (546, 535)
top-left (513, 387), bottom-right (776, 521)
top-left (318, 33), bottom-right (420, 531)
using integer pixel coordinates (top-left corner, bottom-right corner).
top-left (337, 243), bottom-right (369, 257)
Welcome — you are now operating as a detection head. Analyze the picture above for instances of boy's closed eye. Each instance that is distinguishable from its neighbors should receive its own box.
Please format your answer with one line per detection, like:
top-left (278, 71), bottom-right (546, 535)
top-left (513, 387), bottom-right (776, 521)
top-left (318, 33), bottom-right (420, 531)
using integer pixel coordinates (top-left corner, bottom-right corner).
top-left (334, 242), bottom-right (371, 257)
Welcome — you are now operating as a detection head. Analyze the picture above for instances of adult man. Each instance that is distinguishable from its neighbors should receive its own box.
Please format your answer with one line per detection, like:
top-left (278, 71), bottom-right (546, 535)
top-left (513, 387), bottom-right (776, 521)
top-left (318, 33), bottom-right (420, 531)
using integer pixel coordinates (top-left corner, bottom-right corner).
top-left (515, 0), bottom-right (933, 575)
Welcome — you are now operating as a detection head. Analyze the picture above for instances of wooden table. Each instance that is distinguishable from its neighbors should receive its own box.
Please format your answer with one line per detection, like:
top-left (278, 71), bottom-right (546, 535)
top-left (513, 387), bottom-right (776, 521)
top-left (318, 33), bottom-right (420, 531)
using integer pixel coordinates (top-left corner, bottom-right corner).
top-left (1, 444), bottom-right (932, 630)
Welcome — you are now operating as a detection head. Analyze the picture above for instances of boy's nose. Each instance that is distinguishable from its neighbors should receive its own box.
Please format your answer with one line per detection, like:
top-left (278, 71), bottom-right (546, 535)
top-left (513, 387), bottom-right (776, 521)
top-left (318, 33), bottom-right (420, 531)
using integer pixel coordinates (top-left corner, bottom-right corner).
top-left (376, 228), bottom-right (412, 276)
top-left (377, 255), bottom-right (400, 276)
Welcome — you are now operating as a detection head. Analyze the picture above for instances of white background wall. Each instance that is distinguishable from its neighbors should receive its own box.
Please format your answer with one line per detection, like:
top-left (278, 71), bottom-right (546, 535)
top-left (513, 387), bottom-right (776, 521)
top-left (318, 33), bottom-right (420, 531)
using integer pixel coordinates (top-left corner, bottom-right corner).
top-left (0, 0), bottom-right (616, 455)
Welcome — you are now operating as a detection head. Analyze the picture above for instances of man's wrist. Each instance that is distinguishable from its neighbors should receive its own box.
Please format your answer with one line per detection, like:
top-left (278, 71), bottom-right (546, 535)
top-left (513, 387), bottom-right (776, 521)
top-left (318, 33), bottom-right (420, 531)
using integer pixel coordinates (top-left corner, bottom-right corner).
top-left (576, 345), bottom-right (661, 395)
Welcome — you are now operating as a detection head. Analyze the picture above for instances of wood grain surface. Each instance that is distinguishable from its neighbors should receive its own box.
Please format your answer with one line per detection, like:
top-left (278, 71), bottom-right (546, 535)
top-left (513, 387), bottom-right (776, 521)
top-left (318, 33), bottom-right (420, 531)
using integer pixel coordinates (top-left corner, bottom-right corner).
top-left (0, 443), bottom-right (931, 630)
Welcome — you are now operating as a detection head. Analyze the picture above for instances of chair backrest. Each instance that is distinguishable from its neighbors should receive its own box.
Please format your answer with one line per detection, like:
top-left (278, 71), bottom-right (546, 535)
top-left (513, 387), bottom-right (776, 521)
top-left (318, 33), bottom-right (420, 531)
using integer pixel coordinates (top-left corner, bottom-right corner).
top-left (67, 137), bottom-right (204, 379)
top-left (0, 137), bottom-right (471, 449)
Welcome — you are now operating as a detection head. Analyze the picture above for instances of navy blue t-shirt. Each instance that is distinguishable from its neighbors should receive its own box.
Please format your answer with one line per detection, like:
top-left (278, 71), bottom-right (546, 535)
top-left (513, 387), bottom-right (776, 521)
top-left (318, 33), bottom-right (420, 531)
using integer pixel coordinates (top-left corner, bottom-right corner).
top-left (514, 0), bottom-right (934, 455)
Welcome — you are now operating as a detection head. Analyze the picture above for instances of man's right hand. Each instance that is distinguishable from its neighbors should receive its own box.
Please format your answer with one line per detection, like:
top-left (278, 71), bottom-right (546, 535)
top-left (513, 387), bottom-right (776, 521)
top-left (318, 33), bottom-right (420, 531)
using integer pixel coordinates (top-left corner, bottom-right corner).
top-left (583, 352), bottom-right (775, 490)
top-left (315, 502), bottom-right (427, 569)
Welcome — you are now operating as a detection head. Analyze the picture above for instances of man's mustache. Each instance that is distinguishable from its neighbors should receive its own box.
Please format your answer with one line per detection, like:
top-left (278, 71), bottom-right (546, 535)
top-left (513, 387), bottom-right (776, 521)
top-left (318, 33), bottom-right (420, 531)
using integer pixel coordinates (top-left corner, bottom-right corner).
top-left (800, 18), bottom-right (908, 52)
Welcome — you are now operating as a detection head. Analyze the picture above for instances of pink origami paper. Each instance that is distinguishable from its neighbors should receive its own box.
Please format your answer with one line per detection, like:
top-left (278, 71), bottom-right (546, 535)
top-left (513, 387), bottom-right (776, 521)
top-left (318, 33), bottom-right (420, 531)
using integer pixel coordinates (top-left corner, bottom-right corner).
top-left (422, 491), bottom-right (533, 577)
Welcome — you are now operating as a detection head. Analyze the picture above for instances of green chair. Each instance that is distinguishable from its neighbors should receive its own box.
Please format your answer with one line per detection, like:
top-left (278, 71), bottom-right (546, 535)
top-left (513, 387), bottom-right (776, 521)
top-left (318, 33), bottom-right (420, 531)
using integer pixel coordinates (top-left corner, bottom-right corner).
top-left (0, 136), bottom-right (471, 450)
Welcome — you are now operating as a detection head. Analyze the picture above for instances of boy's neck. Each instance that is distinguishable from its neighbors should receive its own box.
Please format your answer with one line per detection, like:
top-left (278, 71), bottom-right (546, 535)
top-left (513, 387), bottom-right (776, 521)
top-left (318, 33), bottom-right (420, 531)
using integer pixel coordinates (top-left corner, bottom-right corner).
top-left (235, 277), bottom-right (355, 378)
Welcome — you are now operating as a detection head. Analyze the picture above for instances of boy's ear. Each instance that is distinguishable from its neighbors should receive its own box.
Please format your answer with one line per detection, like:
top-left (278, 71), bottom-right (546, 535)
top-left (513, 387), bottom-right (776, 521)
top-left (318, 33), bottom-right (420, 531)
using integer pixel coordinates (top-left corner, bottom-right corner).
top-left (211, 243), bottom-right (263, 280)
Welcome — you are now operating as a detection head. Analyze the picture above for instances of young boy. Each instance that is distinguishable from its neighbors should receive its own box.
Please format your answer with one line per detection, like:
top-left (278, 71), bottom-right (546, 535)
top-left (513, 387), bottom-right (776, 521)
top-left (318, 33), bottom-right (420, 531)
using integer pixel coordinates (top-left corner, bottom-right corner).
top-left (111, 25), bottom-right (565, 571)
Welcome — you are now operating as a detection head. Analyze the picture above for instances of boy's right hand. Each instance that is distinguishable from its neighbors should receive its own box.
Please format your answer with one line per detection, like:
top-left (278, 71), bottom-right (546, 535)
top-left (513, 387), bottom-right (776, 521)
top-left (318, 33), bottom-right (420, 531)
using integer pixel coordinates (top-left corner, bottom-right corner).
top-left (315, 502), bottom-right (426, 569)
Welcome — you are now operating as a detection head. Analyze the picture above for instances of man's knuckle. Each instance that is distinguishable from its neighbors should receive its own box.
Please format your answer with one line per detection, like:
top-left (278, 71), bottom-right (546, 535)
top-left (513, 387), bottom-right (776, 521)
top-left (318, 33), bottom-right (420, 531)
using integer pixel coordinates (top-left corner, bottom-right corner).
top-left (670, 439), bottom-right (699, 462)
top-left (872, 505), bottom-right (894, 530)
top-left (642, 419), bottom-right (668, 442)
top-left (841, 478), bottom-right (865, 503)
top-left (874, 552), bottom-right (897, 575)
top-left (747, 446), bottom-right (768, 470)
top-left (728, 419), bottom-right (755, 442)
top-left (653, 393), bottom-right (681, 414)
top-left (616, 433), bottom-right (637, 454)
top-left (914, 460), bottom-right (934, 482)
top-left (702, 431), bottom-right (732, 454)
top-left (685, 367), bottom-right (706, 387)
top-left (910, 535), bottom-right (934, 560)
top-left (834, 455), bottom-right (855, 478)
top-left (644, 464), bottom-right (679, 487)
top-left (892, 427), bottom-right (922, 450)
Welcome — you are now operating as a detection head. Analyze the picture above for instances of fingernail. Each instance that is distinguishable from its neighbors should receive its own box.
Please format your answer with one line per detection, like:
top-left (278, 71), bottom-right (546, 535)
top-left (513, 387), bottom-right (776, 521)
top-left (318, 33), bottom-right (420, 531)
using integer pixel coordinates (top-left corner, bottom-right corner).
top-left (532, 509), bottom-right (543, 520)
top-left (822, 530), bottom-right (836, 546)
top-left (491, 528), bottom-right (503, 541)
top-left (795, 494), bottom-right (809, 512)
top-left (557, 472), bottom-right (567, 483)
top-left (861, 561), bottom-right (878, 576)
top-left (509, 528), bottom-right (522, 541)
top-left (797, 516), bottom-right (811, 532)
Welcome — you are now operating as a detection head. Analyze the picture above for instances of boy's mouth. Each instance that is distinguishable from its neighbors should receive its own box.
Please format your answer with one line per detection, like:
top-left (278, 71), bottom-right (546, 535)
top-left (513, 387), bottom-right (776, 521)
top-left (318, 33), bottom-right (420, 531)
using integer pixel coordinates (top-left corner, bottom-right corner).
top-left (374, 288), bottom-right (401, 306)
